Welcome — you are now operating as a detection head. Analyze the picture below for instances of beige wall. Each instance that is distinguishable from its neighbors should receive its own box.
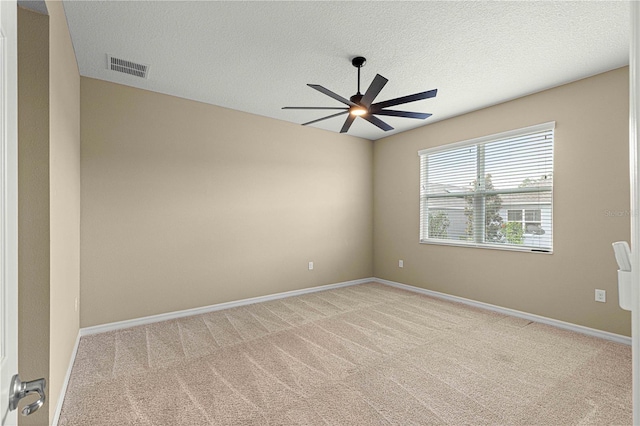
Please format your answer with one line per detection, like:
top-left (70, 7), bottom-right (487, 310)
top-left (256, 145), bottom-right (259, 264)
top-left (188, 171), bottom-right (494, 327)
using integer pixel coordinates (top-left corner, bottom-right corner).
top-left (18, 2), bottom-right (80, 423)
top-left (17, 7), bottom-right (50, 425)
top-left (81, 69), bottom-right (630, 336)
top-left (80, 78), bottom-right (373, 327)
top-left (47, 0), bottom-right (80, 420)
top-left (374, 67), bottom-right (631, 336)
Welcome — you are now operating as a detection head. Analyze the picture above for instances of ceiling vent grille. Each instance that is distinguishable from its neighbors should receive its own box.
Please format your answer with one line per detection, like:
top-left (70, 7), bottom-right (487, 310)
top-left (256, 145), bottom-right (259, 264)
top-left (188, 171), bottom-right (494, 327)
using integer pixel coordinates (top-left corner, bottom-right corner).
top-left (107, 55), bottom-right (149, 78)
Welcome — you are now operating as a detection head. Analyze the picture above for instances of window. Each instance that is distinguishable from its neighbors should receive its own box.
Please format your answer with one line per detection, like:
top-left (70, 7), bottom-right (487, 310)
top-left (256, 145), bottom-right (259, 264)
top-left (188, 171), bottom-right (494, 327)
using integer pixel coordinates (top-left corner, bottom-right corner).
top-left (419, 122), bottom-right (554, 252)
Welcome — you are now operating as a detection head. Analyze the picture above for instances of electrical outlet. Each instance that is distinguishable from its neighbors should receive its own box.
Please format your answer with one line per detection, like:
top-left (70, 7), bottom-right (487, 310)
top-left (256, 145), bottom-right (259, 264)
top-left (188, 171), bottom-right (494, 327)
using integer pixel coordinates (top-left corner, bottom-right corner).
top-left (75, 297), bottom-right (79, 312)
top-left (308, 261), bottom-right (314, 270)
top-left (595, 289), bottom-right (606, 303)
top-left (399, 260), bottom-right (404, 268)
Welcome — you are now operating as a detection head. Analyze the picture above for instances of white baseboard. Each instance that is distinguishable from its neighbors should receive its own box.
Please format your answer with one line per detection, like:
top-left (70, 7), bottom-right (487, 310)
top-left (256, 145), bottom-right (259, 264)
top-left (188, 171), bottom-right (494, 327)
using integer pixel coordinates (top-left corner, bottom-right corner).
top-left (375, 277), bottom-right (631, 345)
top-left (80, 276), bottom-right (631, 346)
top-left (80, 277), bottom-right (374, 336)
top-left (52, 331), bottom-right (81, 426)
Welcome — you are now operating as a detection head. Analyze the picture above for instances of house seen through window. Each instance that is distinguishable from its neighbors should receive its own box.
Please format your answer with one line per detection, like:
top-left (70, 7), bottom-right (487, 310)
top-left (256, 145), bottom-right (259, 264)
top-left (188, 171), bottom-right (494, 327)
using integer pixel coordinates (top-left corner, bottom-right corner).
top-left (419, 122), bottom-right (554, 252)
top-left (507, 209), bottom-right (543, 234)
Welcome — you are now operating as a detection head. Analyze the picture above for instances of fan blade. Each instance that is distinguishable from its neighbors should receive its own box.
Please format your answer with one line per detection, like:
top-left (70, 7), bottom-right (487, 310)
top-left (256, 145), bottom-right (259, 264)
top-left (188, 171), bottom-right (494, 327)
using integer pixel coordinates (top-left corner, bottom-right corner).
top-left (308, 84), bottom-right (357, 107)
top-left (373, 110), bottom-right (432, 120)
top-left (283, 107), bottom-right (349, 110)
top-left (340, 114), bottom-right (356, 133)
top-left (372, 89), bottom-right (438, 110)
top-left (301, 111), bottom-right (348, 126)
top-left (362, 114), bottom-right (393, 131)
top-left (360, 74), bottom-right (388, 108)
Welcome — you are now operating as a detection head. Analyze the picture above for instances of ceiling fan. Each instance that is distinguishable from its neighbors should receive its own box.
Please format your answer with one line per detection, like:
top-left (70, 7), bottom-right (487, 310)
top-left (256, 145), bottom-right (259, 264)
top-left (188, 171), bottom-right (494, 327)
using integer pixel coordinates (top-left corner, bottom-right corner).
top-left (283, 56), bottom-right (437, 134)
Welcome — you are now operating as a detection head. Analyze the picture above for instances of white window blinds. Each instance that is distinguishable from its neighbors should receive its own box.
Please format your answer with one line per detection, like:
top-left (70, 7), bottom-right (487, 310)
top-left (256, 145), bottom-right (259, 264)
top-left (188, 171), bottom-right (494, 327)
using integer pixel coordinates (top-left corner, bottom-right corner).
top-left (419, 122), bottom-right (554, 252)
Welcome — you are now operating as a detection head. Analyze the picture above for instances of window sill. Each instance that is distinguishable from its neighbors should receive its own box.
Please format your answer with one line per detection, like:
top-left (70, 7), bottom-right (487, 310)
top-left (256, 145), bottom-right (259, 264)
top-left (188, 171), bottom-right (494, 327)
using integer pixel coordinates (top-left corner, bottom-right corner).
top-left (419, 239), bottom-right (553, 254)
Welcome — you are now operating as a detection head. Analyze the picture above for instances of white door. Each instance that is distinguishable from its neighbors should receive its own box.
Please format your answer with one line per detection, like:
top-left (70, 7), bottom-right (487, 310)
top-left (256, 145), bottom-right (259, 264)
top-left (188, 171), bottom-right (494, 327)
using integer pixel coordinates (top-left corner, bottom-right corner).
top-left (0, 0), bottom-right (18, 425)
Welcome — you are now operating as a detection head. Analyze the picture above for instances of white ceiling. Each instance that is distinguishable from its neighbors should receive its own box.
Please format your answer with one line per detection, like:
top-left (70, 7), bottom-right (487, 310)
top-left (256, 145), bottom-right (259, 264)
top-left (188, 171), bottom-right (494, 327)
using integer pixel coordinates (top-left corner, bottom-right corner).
top-left (62, 1), bottom-right (630, 141)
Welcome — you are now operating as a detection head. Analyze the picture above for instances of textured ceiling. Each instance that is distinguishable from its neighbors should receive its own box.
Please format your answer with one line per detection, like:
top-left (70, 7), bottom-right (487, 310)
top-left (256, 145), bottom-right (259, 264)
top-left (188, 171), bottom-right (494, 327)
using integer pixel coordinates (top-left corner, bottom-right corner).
top-left (63, 1), bottom-right (629, 141)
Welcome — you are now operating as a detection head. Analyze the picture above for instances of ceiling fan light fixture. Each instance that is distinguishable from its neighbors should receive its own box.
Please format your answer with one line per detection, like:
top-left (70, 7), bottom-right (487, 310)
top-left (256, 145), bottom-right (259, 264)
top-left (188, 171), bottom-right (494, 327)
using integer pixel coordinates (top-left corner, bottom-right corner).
top-left (350, 107), bottom-right (367, 116)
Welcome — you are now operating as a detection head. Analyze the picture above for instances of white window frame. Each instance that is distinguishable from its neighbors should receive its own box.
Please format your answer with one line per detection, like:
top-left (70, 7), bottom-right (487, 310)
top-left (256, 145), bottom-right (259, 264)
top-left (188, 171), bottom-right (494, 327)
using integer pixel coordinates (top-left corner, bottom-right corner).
top-left (418, 122), bottom-right (554, 253)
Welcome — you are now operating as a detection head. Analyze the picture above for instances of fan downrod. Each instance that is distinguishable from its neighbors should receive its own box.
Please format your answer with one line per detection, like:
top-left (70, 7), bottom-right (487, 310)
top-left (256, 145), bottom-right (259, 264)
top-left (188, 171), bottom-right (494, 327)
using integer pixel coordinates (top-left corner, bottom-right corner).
top-left (351, 56), bottom-right (367, 99)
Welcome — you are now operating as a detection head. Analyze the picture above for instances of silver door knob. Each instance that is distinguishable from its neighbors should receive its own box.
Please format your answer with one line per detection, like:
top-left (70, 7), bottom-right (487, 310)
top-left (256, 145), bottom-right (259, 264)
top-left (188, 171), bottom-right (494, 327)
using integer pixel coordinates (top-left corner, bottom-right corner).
top-left (8, 374), bottom-right (46, 416)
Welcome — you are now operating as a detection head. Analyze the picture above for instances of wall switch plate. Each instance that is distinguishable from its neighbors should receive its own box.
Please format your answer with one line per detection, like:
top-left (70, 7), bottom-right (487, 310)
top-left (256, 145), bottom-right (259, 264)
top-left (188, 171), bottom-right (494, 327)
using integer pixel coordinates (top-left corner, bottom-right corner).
top-left (595, 289), bottom-right (606, 303)
top-left (308, 261), bottom-right (313, 270)
top-left (399, 260), bottom-right (404, 268)
top-left (75, 297), bottom-right (79, 312)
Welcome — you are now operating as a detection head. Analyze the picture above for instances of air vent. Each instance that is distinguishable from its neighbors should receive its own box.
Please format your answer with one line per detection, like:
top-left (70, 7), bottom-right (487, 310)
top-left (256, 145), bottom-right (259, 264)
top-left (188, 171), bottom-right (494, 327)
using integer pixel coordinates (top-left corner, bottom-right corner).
top-left (107, 55), bottom-right (149, 79)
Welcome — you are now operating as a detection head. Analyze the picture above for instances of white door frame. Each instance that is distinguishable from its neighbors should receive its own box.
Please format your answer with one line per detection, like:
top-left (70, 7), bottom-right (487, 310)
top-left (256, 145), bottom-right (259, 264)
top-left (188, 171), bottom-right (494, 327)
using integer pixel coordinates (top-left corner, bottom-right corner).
top-left (631, 2), bottom-right (640, 425)
top-left (0, 0), bottom-right (18, 425)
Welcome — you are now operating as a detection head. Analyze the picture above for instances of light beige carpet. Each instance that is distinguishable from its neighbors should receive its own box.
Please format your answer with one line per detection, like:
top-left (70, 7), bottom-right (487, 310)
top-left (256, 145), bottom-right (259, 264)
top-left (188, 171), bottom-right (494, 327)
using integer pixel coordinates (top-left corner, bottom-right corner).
top-left (58, 282), bottom-right (631, 425)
